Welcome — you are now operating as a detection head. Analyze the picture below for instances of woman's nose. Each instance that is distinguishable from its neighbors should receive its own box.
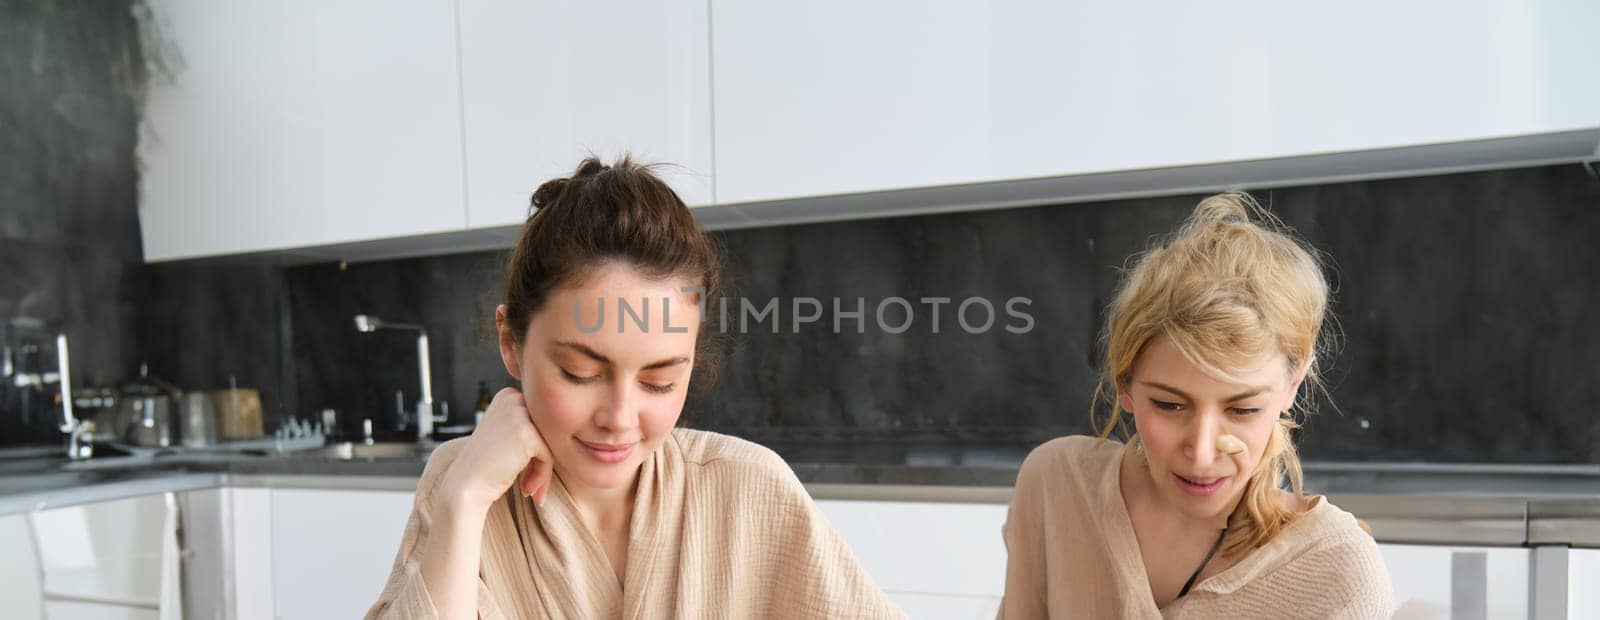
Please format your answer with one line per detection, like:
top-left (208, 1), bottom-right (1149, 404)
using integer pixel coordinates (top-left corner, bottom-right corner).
top-left (592, 380), bottom-right (640, 432)
top-left (1185, 413), bottom-right (1222, 468)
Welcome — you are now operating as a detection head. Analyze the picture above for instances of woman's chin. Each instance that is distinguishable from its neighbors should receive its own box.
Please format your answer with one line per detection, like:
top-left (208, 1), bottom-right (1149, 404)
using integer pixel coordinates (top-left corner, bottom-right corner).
top-left (577, 470), bottom-right (632, 489)
top-left (562, 456), bottom-right (642, 490)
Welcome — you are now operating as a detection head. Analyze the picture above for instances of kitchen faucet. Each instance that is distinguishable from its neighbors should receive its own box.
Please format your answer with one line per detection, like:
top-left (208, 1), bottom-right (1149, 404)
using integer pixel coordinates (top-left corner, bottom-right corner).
top-left (58, 333), bottom-right (93, 460)
top-left (4, 325), bottom-right (91, 459)
top-left (56, 334), bottom-right (93, 459)
top-left (353, 314), bottom-right (442, 443)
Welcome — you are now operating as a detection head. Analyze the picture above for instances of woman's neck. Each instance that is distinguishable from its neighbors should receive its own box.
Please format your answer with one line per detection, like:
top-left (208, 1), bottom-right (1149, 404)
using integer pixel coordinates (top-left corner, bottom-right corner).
top-left (555, 465), bottom-right (639, 586)
top-left (555, 465), bottom-right (639, 536)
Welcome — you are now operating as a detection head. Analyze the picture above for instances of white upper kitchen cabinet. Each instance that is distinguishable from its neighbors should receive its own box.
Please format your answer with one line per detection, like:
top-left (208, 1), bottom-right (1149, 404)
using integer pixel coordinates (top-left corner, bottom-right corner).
top-left (138, 0), bottom-right (467, 262)
top-left (711, 0), bottom-right (995, 205)
top-left (711, 0), bottom-right (1600, 206)
top-left (458, 0), bottom-right (714, 228)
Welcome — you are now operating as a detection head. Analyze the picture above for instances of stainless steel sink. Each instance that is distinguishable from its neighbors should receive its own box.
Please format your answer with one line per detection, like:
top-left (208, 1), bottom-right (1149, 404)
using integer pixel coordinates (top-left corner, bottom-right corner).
top-left (305, 441), bottom-right (437, 461)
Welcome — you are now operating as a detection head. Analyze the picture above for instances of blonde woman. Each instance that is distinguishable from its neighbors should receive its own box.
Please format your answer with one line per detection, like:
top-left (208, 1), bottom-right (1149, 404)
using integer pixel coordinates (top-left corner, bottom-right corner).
top-left (998, 194), bottom-right (1394, 618)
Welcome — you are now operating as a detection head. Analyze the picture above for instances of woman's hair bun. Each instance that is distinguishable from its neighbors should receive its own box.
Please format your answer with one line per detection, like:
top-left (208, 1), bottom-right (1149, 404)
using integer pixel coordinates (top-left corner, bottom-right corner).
top-left (572, 157), bottom-right (608, 178)
top-left (527, 158), bottom-right (617, 215)
top-left (529, 177), bottom-right (570, 214)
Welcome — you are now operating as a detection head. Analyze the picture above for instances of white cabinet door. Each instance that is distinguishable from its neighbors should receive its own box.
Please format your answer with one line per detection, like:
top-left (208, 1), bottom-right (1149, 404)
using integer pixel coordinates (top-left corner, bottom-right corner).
top-left (1572, 549), bottom-right (1600, 620)
top-left (30, 495), bottom-right (168, 610)
top-left (713, 1), bottom-right (1600, 206)
top-left (0, 513), bottom-right (44, 620)
top-left (1379, 544), bottom-right (1529, 619)
top-left (889, 592), bottom-right (1002, 620)
top-left (270, 489), bottom-right (415, 619)
top-left (459, 0), bottom-right (713, 228)
top-left (986, 1), bottom-right (1600, 183)
top-left (815, 500), bottom-right (1008, 619)
top-left (712, 0), bottom-right (995, 205)
top-left (228, 488), bottom-right (276, 620)
top-left (41, 601), bottom-right (158, 620)
top-left (139, 0), bottom-right (467, 261)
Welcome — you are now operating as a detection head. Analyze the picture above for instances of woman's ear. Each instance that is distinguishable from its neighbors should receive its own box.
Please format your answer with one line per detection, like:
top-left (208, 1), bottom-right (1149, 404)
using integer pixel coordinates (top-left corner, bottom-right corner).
top-left (496, 304), bottom-right (523, 380)
top-left (1117, 384), bottom-right (1135, 414)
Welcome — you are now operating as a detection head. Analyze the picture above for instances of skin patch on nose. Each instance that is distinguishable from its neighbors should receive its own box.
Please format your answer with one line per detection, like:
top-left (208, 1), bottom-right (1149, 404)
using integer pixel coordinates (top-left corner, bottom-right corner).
top-left (1216, 434), bottom-right (1246, 455)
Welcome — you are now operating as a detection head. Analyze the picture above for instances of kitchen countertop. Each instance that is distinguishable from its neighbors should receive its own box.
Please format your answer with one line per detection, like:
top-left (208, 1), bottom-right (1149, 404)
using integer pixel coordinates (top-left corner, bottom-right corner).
top-left (2, 440), bottom-right (1598, 547)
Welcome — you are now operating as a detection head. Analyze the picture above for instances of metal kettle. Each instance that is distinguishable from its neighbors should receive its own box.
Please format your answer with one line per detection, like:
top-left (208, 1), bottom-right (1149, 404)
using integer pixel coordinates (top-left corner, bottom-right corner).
top-left (117, 363), bottom-right (182, 448)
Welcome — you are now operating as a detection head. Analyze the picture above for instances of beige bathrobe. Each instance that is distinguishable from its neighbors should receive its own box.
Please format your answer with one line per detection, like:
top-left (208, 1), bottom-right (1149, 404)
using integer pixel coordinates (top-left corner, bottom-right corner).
top-left (367, 428), bottom-right (902, 619)
top-left (998, 436), bottom-right (1395, 619)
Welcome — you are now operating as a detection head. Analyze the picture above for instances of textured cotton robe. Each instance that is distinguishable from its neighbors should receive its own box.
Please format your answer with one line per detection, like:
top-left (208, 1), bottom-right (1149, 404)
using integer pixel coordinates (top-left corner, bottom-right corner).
top-left (367, 429), bottom-right (903, 619)
top-left (998, 436), bottom-right (1395, 619)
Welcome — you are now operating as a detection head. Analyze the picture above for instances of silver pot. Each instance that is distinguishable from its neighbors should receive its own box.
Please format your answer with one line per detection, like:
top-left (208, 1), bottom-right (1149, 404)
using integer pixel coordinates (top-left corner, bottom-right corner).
top-left (180, 392), bottom-right (217, 448)
top-left (118, 364), bottom-right (182, 448)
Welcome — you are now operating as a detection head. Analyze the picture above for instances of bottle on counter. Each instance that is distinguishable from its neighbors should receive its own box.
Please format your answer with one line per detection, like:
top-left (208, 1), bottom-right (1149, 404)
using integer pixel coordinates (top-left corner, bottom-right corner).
top-left (472, 380), bottom-right (491, 427)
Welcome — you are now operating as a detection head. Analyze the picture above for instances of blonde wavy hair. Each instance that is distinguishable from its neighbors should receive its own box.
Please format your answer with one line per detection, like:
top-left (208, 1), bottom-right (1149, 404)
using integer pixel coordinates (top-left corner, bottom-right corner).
top-left (1089, 192), bottom-right (1339, 558)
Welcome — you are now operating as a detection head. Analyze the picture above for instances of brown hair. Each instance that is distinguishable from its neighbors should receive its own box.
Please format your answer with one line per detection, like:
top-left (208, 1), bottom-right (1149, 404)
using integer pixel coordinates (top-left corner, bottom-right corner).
top-left (502, 155), bottom-right (725, 387)
top-left (1089, 192), bottom-right (1341, 557)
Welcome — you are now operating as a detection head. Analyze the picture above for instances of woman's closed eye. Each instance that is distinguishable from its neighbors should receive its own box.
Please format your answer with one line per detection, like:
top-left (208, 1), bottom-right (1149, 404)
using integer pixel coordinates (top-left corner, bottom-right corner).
top-left (560, 368), bottom-right (600, 385)
top-left (1149, 399), bottom-right (1260, 416)
top-left (640, 381), bottom-right (676, 395)
top-left (563, 367), bottom-right (677, 394)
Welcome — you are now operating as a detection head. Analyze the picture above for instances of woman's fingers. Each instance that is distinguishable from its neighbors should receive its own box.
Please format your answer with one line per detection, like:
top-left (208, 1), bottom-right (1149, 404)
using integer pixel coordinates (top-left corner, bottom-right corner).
top-left (518, 463), bottom-right (539, 497)
top-left (518, 456), bottom-right (553, 505)
top-left (529, 456), bottom-right (553, 506)
top-left (513, 397), bottom-right (553, 505)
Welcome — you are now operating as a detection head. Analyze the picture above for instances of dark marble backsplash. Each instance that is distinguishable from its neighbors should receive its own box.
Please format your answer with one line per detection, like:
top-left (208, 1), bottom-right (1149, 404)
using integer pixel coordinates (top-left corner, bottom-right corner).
top-left (280, 165), bottom-right (1600, 464)
top-left (286, 253), bottom-right (509, 441)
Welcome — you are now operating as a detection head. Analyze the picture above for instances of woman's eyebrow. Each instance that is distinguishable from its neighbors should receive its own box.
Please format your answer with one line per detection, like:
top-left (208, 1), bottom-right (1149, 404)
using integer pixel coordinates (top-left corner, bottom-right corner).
top-left (641, 357), bottom-right (690, 371)
top-left (555, 341), bottom-right (610, 364)
top-left (1141, 381), bottom-right (1268, 402)
top-left (555, 341), bottom-right (687, 370)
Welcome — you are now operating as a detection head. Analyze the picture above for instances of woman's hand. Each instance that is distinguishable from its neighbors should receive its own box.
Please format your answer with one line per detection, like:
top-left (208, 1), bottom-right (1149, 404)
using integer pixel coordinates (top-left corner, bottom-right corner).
top-left (439, 387), bottom-right (554, 512)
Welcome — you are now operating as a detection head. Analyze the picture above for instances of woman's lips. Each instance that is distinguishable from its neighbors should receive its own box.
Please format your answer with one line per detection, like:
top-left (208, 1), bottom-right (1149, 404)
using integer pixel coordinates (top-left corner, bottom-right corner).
top-left (577, 438), bottom-right (636, 464)
top-left (1174, 473), bottom-right (1229, 496)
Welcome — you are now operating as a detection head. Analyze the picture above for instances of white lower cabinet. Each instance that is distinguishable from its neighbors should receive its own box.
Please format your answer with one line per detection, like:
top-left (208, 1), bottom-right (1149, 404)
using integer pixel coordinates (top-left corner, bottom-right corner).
top-left (815, 499), bottom-right (1008, 620)
top-left (0, 513), bottom-right (45, 619)
top-left (29, 494), bottom-right (177, 618)
top-left (1571, 548), bottom-right (1600, 619)
top-left (226, 488), bottom-right (276, 620)
top-left (1379, 544), bottom-right (1531, 619)
top-left (42, 601), bottom-right (159, 620)
top-left (181, 487), bottom-right (416, 620)
top-left (888, 592), bottom-right (1002, 620)
top-left (269, 489), bottom-right (416, 619)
